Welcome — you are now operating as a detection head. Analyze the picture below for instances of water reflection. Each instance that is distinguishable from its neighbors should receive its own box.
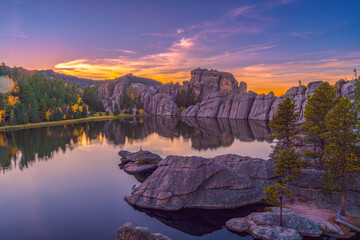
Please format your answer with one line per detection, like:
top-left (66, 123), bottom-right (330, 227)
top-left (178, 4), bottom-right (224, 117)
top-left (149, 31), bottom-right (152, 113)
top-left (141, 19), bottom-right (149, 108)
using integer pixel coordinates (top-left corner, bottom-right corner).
top-left (131, 205), bottom-right (264, 236)
top-left (0, 117), bottom-right (273, 172)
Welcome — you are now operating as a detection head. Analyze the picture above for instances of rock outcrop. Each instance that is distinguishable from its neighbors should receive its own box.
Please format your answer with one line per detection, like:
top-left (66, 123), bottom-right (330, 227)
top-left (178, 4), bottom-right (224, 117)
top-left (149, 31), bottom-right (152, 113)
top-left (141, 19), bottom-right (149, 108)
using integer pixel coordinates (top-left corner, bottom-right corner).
top-left (117, 222), bottom-right (171, 240)
top-left (248, 92), bottom-right (276, 120)
top-left (189, 68), bottom-right (239, 98)
top-left (118, 150), bottom-right (162, 175)
top-left (99, 68), bottom-right (358, 121)
top-left (125, 154), bottom-right (275, 211)
top-left (226, 208), bottom-right (323, 240)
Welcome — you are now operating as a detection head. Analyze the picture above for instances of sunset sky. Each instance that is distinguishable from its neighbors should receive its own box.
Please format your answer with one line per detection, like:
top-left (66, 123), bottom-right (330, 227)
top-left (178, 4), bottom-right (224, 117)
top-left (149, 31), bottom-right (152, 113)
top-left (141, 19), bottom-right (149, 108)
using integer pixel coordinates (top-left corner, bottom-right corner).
top-left (1, 0), bottom-right (360, 95)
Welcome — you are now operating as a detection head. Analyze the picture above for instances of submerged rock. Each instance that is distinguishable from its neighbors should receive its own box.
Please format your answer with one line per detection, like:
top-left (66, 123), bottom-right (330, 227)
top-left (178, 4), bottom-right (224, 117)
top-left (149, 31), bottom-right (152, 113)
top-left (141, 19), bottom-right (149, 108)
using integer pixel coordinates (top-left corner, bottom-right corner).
top-left (117, 222), bottom-right (171, 240)
top-left (125, 154), bottom-right (275, 211)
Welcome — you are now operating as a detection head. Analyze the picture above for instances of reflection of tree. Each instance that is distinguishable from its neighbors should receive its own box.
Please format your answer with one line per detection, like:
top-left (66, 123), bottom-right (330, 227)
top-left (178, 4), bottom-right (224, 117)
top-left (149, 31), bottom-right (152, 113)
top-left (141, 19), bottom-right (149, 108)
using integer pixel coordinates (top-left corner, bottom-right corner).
top-left (0, 117), bottom-right (274, 173)
top-left (0, 122), bottom-right (106, 172)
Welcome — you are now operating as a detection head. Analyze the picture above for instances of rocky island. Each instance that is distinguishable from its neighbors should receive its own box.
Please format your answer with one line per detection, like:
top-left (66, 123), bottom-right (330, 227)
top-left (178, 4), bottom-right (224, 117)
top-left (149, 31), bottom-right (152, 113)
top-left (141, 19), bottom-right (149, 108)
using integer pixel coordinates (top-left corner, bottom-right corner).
top-left (118, 150), bottom-right (360, 239)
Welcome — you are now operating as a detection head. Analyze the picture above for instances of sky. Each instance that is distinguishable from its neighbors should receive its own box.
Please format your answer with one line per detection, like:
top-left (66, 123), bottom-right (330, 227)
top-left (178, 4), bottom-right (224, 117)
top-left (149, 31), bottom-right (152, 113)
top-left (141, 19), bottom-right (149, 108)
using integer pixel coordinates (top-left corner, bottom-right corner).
top-left (1, 0), bottom-right (360, 95)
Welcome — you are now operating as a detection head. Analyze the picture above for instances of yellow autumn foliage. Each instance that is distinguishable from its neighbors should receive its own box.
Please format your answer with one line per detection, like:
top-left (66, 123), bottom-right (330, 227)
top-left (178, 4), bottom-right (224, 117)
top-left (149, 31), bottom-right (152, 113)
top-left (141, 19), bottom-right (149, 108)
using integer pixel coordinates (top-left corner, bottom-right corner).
top-left (0, 110), bottom-right (5, 122)
top-left (8, 95), bottom-right (19, 106)
top-left (45, 110), bottom-right (51, 120)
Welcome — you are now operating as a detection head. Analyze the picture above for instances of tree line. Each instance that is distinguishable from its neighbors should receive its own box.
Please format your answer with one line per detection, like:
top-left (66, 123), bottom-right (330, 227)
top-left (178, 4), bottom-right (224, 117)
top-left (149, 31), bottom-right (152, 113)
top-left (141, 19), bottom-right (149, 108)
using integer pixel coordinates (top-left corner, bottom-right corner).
top-left (0, 63), bottom-right (104, 126)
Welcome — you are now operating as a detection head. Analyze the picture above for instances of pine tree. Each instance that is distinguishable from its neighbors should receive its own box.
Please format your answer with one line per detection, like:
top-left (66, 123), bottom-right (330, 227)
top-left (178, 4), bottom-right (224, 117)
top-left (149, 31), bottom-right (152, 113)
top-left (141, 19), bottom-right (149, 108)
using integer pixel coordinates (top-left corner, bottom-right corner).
top-left (302, 82), bottom-right (336, 169)
top-left (265, 95), bottom-right (306, 226)
top-left (323, 96), bottom-right (360, 216)
top-left (269, 95), bottom-right (298, 149)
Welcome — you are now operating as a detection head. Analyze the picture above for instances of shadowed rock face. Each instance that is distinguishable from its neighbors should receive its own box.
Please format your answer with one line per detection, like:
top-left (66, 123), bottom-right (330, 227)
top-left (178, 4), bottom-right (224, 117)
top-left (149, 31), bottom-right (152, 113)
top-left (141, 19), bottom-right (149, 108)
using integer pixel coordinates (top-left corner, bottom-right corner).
top-left (125, 154), bottom-right (276, 211)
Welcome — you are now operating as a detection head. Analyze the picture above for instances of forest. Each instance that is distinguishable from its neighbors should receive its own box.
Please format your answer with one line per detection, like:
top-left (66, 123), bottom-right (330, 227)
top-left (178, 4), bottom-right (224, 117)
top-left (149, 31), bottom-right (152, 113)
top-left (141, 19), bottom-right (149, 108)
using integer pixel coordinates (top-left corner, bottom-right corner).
top-left (0, 63), bottom-right (104, 126)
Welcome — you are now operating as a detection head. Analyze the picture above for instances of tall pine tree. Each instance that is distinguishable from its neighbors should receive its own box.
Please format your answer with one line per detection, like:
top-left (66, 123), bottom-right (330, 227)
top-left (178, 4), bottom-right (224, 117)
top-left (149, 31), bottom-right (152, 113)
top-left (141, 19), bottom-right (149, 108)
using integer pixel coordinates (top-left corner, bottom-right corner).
top-left (265, 95), bottom-right (306, 226)
top-left (323, 96), bottom-right (360, 216)
top-left (302, 82), bottom-right (336, 169)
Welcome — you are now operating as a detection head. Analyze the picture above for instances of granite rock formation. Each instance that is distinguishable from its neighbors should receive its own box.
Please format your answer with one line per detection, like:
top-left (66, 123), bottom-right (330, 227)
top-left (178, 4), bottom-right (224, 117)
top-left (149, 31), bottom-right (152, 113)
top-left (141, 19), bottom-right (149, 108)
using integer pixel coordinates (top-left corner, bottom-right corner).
top-left (125, 154), bottom-right (276, 211)
top-left (226, 208), bottom-right (323, 240)
top-left (118, 150), bottom-right (162, 175)
top-left (98, 68), bottom-right (357, 121)
top-left (117, 222), bottom-right (171, 240)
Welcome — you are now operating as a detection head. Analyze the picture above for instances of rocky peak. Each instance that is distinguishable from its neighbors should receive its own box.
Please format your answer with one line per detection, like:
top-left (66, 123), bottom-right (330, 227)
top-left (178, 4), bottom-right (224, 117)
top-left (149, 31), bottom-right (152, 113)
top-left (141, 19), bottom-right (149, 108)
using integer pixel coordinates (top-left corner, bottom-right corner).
top-left (190, 68), bottom-right (239, 98)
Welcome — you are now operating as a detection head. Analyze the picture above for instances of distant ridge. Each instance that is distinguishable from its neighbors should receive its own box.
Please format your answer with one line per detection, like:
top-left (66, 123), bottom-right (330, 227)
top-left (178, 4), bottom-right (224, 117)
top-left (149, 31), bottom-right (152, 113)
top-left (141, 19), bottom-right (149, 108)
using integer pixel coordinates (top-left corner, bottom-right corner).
top-left (111, 73), bottom-right (162, 87)
top-left (37, 70), bottom-right (103, 88)
top-left (37, 70), bottom-right (162, 88)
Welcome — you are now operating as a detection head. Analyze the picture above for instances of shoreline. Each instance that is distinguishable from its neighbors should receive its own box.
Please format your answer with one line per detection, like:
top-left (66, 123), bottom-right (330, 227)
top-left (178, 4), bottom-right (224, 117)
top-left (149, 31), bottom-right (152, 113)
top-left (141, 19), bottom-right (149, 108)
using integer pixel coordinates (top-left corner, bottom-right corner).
top-left (0, 114), bottom-right (142, 132)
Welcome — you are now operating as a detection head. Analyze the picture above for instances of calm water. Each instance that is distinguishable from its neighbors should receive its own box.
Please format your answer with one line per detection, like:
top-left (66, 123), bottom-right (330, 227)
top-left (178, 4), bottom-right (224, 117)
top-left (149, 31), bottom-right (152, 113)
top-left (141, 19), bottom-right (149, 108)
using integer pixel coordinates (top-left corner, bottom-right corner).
top-left (0, 117), bottom-right (274, 240)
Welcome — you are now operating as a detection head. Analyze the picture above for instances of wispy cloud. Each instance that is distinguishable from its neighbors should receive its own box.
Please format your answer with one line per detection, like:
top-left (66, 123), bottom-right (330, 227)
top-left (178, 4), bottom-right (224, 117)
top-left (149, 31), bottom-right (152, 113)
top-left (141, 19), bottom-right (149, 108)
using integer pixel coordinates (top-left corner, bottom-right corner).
top-left (54, 0), bottom-right (358, 95)
top-left (0, 1), bottom-right (26, 39)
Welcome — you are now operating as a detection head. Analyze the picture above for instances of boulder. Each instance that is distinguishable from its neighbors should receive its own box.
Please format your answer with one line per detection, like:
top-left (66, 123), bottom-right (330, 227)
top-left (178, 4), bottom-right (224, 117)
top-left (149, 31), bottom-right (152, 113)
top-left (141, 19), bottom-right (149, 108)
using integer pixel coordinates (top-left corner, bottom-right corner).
top-left (119, 150), bottom-right (162, 175)
top-left (248, 92), bottom-right (276, 120)
top-left (117, 222), bottom-right (171, 240)
top-left (226, 209), bottom-right (323, 239)
top-left (125, 154), bottom-right (274, 211)
top-left (226, 218), bottom-right (301, 240)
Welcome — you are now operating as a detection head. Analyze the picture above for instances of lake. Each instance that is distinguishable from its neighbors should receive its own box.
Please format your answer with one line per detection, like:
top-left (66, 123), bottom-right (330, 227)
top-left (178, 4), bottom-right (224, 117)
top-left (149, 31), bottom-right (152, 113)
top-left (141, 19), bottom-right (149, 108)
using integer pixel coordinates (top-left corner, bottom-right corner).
top-left (0, 117), bottom-right (274, 240)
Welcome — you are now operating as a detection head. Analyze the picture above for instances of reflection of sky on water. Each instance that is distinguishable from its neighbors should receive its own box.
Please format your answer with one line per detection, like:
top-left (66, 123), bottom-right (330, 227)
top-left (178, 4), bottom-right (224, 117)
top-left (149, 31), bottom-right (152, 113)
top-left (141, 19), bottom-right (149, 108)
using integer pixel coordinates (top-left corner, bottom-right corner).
top-left (121, 133), bottom-right (272, 159)
top-left (0, 117), bottom-right (272, 239)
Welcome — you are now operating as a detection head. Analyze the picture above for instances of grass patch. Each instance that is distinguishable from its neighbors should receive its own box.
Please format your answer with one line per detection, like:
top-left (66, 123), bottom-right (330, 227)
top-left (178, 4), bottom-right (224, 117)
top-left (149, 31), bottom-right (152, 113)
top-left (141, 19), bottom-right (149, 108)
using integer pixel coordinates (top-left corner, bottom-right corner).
top-left (0, 114), bottom-right (146, 132)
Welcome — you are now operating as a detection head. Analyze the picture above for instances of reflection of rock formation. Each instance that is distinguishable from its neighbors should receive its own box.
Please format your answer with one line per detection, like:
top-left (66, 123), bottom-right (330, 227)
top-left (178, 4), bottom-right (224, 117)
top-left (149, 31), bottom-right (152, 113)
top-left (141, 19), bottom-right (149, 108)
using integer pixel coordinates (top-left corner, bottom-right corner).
top-left (103, 117), bottom-right (181, 145)
top-left (181, 117), bottom-right (273, 150)
top-left (131, 205), bottom-right (264, 236)
top-left (102, 117), bottom-right (273, 150)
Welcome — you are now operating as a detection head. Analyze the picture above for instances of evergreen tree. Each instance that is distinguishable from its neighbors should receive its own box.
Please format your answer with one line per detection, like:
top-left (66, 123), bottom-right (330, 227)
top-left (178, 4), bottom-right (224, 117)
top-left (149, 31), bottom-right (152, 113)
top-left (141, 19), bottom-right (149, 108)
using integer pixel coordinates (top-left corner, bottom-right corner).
top-left (323, 96), bottom-right (360, 216)
top-left (113, 104), bottom-right (120, 116)
top-left (302, 82), bottom-right (337, 168)
top-left (269, 95), bottom-right (298, 149)
top-left (265, 95), bottom-right (306, 226)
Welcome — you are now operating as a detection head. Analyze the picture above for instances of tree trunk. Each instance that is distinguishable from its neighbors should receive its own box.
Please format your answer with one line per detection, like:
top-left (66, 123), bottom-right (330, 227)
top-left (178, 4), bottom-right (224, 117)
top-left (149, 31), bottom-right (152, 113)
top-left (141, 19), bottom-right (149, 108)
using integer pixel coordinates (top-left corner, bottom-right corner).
top-left (341, 192), bottom-right (346, 216)
top-left (280, 196), bottom-right (283, 226)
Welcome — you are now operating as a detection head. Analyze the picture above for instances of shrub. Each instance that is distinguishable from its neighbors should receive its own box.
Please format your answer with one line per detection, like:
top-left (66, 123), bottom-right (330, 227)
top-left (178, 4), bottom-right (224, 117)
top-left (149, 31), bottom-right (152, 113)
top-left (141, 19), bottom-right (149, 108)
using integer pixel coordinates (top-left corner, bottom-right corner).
top-left (179, 106), bottom-right (186, 112)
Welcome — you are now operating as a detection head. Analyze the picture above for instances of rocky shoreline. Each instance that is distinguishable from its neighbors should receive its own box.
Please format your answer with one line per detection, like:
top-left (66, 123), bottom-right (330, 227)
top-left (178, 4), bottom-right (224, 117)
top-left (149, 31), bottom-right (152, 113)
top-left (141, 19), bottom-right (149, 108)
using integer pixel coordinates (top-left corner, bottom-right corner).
top-left (99, 68), bottom-right (356, 122)
top-left (118, 150), bottom-right (360, 239)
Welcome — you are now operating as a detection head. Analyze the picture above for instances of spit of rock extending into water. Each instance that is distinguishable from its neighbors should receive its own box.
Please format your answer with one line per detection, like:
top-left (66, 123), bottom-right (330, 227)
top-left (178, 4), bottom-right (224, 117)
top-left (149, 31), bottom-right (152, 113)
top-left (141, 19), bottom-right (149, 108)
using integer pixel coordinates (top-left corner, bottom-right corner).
top-left (119, 150), bottom-right (360, 239)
